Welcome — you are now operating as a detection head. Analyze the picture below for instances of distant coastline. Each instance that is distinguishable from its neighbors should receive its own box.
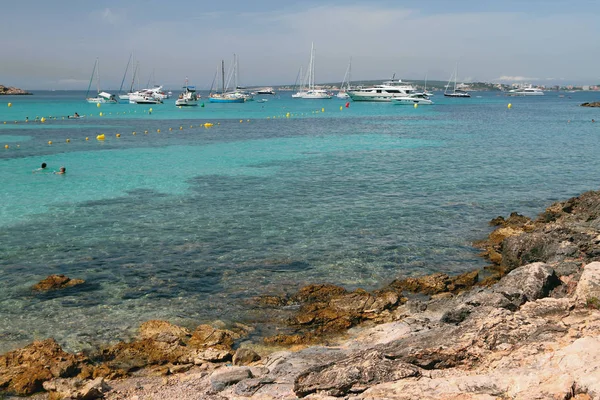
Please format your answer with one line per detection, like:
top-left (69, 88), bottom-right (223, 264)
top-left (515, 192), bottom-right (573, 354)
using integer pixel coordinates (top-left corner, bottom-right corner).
top-left (0, 85), bottom-right (32, 95)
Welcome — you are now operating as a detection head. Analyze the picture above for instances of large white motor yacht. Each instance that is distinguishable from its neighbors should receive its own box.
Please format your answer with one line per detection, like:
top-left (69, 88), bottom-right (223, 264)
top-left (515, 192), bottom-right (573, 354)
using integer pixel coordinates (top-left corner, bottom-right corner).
top-left (347, 79), bottom-right (416, 102)
top-left (507, 86), bottom-right (544, 96)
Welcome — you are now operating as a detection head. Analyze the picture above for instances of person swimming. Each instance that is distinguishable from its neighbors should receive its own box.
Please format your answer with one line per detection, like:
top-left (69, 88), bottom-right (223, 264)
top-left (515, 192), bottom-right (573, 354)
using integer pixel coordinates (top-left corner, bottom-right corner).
top-left (54, 166), bottom-right (66, 175)
top-left (33, 162), bottom-right (48, 173)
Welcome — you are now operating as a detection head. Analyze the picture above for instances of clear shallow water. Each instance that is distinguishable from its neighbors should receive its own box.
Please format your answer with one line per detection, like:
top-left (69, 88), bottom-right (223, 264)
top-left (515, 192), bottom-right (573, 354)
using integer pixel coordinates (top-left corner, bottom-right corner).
top-left (1, 90), bottom-right (600, 353)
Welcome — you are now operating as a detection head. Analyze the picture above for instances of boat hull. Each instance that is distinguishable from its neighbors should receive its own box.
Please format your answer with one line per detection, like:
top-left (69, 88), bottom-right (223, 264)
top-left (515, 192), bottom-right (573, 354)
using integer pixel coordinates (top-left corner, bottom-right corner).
top-left (392, 97), bottom-right (433, 105)
top-left (209, 97), bottom-right (245, 103)
top-left (444, 93), bottom-right (471, 98)
top-left (175, 100), bottom-right (198, 106)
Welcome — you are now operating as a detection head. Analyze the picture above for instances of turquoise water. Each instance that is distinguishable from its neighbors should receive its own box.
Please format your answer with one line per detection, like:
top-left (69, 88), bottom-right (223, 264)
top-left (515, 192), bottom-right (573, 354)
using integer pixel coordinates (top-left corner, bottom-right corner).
top-left (1, 90), bottom-right (599, 353)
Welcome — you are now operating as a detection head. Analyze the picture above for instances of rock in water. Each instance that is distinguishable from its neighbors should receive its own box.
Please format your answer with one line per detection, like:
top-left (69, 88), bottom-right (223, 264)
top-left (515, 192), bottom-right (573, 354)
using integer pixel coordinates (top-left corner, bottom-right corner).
top-left (32, 274), bottom-right (85, 291)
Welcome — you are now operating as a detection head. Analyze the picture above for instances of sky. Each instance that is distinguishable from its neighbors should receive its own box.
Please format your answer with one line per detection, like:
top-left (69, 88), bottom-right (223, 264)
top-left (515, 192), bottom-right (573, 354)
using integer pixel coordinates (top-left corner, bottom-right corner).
top-left (1, 0), bottom-right (599, 90)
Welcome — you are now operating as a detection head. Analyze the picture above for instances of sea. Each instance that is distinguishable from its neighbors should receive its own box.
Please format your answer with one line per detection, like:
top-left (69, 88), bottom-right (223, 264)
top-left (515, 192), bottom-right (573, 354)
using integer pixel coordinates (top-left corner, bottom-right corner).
top-left (1, 90), bottom-right (599, 354)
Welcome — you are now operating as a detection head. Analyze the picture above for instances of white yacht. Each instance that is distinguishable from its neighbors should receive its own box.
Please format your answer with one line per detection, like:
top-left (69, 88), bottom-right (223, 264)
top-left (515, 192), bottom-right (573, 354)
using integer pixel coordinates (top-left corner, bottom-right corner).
top-left (175, 85), bottom-right (199, 107)
top-left (392, 93), bottom-right (433, 105)
top-left (257, 87), bottom-right (275, 95)
top-left (129, 90), bottom-right (163, 104)
top-left (507, 86), bottom-right (544, 96)
top-left (347, 79), bottom-right (416, 102)
top-left (303, 89), bottom-right (332, 99)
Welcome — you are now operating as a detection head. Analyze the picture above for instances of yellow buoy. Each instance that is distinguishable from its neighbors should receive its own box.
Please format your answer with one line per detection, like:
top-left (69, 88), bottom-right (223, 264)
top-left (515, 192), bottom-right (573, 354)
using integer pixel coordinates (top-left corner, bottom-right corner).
top-left (414, 103), bottom-right (418, 109)
top-left (204, 122), bottom-right (213, 127)
top-left (66, 138), bottom-right (70, 143)
top-left (132, 131), bottom-right (136, 135)
top-left (286, 112), bottom-right (290, 118)
top-left (321, 107), bottom-right (325, 113)
top-left (41, 117), bottom-right (46, 122)
top-left (86, 137), bottom-right (89, 141)
top-left (4, 144), bottom-right (8, 149)
top-left (340, 106), bottom-right (343, 111)
top-left (96, 103), bottom-right (101, 108)
top-left (7, 103), bottom-right (12, 107)
top-left (169, 127), bottom-right (172, 131)
top-left (116, 133), bottom-right (121, 138)
top-left (99, 112), bottom-right (103, 116)
top-left (507, 103), bottom-right (512, 109)
top-left (190, 125), bottom-right (193, 128)
top-left (179, 126), bottom-right (183, 130)
top-left (48, 141), bottom-right (52, 145)
top-left (240, 119), bottom-right (243, 123)
top-left (97, 134), bottom-right (105, 141)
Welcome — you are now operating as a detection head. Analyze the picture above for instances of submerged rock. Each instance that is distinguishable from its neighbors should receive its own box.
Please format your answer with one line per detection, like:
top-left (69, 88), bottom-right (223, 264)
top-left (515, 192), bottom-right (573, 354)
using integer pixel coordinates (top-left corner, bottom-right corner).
top-left (32, 274), bottom-right (85, 291)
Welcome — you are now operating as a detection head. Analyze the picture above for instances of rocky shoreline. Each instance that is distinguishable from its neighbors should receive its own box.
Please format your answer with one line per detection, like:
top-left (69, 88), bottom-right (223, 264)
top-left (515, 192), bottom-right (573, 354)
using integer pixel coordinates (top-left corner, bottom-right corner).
top-left (0, 85), bottom-right (32, 95)
top-left (3, 191), bottom-right (600, 399)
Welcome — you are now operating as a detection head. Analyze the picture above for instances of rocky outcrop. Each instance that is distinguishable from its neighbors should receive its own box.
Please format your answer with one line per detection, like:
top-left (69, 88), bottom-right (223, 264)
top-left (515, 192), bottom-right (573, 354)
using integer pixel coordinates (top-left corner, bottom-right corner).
top-left (0, 339), bottom-right (86, 396)
top-left (581, 101), bottom-right (600, 107)
top-left (32, 274), bottom-right (85, 291)
top-left (477, 191), bottom-right (600, 274)
top-left (0, 85), bottom-right (31, 95)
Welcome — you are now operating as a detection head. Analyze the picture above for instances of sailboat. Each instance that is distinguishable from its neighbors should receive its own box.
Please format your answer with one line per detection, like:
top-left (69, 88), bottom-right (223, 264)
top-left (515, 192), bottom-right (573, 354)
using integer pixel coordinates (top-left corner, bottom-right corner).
top-left (209, 60), bottom-right (245, 103)
top-left (336, 57), bottom-right (352, 99)
top-left (302, 43), bottom-right (332, 99)
top-left (444, 64), bottom-right (470, 98)
top-left (85, 58), bottom-right (117, 103)
top-left (119, 59), bottom-right (138, 103)
top-left (291, 65), bottom-right (306, 98)
top-left (414, 73), bottom-right (434, 97)
top-left (228, 54), bottom-right (254, 101)
top-left (117, 53), bottom-right (132, 103)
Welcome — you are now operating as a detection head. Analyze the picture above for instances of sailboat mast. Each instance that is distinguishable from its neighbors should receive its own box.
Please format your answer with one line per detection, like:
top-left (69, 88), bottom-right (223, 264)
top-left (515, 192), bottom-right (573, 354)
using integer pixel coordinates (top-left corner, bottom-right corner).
top-left (118, 53), bottom-right (132, 94)
top-left (454, 63), bottom-right (458, 92)
top-left (96, 59), bottom-right (101, 94)
top-left (85, 58), bottom-right (97, 99)
top-left (129, 62), bottom-right (138, 93)
top-left (234, 54), bottom-right (238, 89)
top-left (221, 60), bottom-right (225, 93)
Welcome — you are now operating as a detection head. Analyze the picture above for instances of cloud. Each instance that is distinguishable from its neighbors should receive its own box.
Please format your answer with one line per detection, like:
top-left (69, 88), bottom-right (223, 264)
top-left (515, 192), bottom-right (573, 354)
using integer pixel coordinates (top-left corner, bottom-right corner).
top-left (96, 8), bottom-right (125, 25)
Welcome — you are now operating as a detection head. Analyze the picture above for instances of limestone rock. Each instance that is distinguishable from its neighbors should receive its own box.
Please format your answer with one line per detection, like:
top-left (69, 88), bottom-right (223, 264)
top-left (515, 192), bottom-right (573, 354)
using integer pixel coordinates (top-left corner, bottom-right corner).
top-left (43, 377), bottom-right (110, 400)
top-left (0, 338), bottom-right (83, 395)
top-left (189, 325), bottom-right (235, 351)
top-left (492, 262), bottom-right (560, 305)
top-left (293, 350), bottom-right (420, 397)
top-left (138, 320), bottom-right (191, 344)
top-left (232, 348), bottom-right (261, 366)
top-left (32, 274), bottom-right (85, 291)
top-left (575, 261), bottom-right (600, 305)
top-left (210, 366), bottom-right (252, 392)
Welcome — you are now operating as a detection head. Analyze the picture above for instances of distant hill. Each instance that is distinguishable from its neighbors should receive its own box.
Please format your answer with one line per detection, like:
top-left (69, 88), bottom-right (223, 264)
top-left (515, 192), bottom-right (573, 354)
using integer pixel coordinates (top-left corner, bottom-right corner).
top-left (0, 85), bottom-right (32, 95)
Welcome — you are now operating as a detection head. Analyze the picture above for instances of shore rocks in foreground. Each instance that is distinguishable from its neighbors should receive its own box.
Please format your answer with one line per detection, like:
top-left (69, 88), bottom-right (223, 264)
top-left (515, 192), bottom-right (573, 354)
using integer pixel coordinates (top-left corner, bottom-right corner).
top-left (0, 339), bottom-right (87, 395)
